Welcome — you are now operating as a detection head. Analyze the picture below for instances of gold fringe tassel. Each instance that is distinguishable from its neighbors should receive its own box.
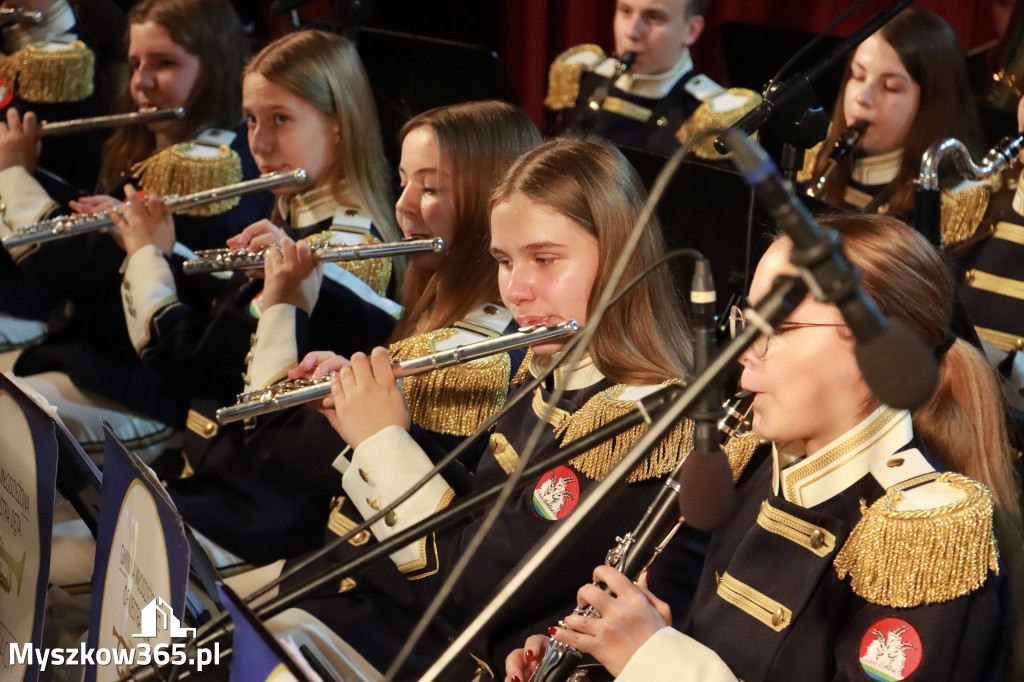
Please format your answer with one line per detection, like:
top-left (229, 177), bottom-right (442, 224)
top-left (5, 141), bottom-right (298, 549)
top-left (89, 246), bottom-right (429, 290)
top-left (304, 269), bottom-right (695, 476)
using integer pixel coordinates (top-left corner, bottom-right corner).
top-left (390, 329), bottom-right (512, 436)
top-left (834, 472), bottom-right (999, 607)
top-left (941, 184), bottom-right (990, 249)
top-left (131, 143), bottom-right (242, 217)
top-left (304, 230), bottom-right (392, 297)
top-left (0, 40), bottom-right (94, 103)
top-left (544, 44), bottom-right (604, 110)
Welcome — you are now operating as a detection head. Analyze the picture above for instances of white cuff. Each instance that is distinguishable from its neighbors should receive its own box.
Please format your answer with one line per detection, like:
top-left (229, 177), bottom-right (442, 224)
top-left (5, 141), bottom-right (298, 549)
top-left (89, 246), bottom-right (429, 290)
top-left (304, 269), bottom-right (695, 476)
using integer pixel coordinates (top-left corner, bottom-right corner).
top-left (246, 303), bottom-right (300, 391)
top-left (342, 425), bottom-right (452, 573)
top-left (122, 245), bottom-right (177, 353)
top-left (0, 165), bottom-right (58, 250)
top-left (615, 627), bottom-right (738, 682)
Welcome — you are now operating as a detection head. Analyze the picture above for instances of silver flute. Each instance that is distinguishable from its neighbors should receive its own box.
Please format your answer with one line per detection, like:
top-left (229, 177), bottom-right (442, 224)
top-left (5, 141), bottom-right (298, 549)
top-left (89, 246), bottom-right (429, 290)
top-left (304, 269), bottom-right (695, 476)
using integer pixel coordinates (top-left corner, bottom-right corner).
top-left (0, 8), bottom-right (42, 23)
top-left (182, 236), bottom-right (444, 275)
top-left (38, 107), bottom-right (186, 138)
top-left (2, 169), bottom-right (307, 250)
top-left (215, 320), bottom-right (580, 424)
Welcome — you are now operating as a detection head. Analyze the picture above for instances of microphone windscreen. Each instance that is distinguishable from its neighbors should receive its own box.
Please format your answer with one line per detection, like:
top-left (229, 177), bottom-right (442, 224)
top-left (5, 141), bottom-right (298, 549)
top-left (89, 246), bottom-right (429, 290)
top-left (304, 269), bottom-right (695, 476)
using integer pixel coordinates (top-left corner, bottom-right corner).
top-left (676, 448), bottom-right (736, 531)
top-left (854, 318), bottom-right (940, 410)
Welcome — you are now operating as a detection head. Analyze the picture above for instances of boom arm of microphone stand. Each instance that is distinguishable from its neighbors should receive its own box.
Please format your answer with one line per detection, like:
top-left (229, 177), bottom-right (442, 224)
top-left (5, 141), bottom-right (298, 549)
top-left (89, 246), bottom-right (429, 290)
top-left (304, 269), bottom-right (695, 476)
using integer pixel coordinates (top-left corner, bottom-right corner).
top-left (417, 275), bottom-right (809, 682)
top-left (713, 0), bottom-right (914, 155)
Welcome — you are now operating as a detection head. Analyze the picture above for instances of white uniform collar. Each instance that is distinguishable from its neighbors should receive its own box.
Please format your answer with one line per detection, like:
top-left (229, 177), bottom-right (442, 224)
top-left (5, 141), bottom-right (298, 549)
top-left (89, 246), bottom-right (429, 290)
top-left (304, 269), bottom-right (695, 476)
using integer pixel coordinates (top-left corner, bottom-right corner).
top-left (851, 148), bottom-right (903, 186)
top-left (595, 49), bottom-right (693, 100)
top-left (276, 180), bottom-right (354, 229)
top-left (772, 405), bottom-right (913, 507)
top-left (3, 0), bottom-right (76, 51)
top-left (529, 351), bottom-right (605, 391)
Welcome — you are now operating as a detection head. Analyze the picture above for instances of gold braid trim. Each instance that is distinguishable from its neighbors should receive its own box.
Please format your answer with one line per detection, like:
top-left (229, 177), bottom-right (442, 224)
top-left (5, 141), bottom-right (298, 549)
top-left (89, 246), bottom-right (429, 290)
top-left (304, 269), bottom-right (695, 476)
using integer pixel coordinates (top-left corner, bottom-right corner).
top-left (941, 184), bottom-right (990, 249)
top-left (511, 349), bottom-right (533, 387)
top-left (490, 432), bottom-right (519, 475)
top-left (675, 88), bottom-right (763, 161)
top-left (131, 143), bottom-right (242, 217)
top-left (724, 431), bottom-right (764, 481)
top-left (797, 139), bottom-right (826, 185)
top-left (834, 472), bottom-right (999, 607)
top-left (544, 44), bottom-right (604, 110)
top-left (390, 328), bottom-right (511, 436)
top-left (304, 230), bottom-right (392, 296)
top-left (558, 382), bottom-right (694, 483)
top-left (0, 41), bottom-right (94, 103)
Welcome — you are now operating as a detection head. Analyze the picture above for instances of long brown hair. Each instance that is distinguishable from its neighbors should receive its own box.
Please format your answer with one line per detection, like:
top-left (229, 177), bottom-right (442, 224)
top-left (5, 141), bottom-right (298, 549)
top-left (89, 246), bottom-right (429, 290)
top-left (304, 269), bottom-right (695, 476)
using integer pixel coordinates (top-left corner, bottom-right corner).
top-left (391, 101), bottom-right (542, 341)
top-left (819, 212), bottom-right (1023, 673)
top-left (491, 137), bottom-right (693, 384)
top-left (245, 31), bottom-right (401, 265)
top-left (97, 0), bottom-right (248, 192)
top-left (813, 9), bottom-right (983, 216)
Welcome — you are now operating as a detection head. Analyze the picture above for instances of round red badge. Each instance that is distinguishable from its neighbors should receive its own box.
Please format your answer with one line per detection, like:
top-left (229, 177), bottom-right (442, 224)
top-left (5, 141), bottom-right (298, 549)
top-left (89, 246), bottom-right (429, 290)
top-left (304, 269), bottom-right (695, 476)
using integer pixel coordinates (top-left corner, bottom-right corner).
top-left (858, 617), bottom-right (922, 680)
top-left (532, 465), bottom-right (580, 520)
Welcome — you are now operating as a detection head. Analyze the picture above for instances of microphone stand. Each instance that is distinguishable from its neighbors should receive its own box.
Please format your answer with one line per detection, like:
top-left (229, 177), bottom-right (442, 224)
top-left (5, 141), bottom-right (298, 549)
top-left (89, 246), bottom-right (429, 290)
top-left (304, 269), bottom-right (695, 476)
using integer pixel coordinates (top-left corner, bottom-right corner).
top-left (712, 0), bottom-right (914, 181)
top-left (120, 385), bottom-right (687, 681)
top-left (416, 274), bottom-right (809, 682)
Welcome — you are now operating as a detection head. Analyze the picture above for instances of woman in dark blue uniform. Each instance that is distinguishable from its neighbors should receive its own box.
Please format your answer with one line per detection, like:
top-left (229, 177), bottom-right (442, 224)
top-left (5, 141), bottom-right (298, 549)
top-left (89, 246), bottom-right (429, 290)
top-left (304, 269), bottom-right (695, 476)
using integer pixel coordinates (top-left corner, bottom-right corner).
top-left (0, 0), bottom-right (267, 461)
top-left (507, 213), bottom-right (1024, 682)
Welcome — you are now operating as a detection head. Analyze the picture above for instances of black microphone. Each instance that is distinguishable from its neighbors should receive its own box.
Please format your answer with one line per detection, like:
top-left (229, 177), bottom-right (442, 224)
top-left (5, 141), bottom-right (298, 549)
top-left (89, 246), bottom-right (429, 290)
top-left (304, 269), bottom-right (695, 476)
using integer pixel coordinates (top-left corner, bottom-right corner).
top-left (724, 129), bottom-right (939, 410)
top-left (676, 258), bottom-right (735, 530)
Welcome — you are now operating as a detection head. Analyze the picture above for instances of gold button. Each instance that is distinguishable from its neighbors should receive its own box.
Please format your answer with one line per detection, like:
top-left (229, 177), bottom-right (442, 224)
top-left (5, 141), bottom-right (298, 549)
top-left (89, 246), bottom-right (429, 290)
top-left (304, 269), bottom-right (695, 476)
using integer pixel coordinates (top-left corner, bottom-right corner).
top-left (359, 468), bottom-right (370, 482)
top-left (886, 457), bottom-right (904, 468)
top-left (241, 372), bottom-right (249, 383)
top-left (589, 100), bottom-right (600, 111)
top-left (345, 208), bottom-right (358, 217)
top-left (124, 293), bottom-right (133, 305)
top-left (965, 270), bottom-right (975, 284)
top-left (483, 304), bottom-right (499, 315)
top-left (656, 116), bottom-right (668, 127)
top-left (250, 332), bottom-right (257, 344)
top-left (366, 496), bottom-right (381, 510)
top-left (349, 530), bottom-right (370, 546)
top-left (203, 423), bottom-right (215, 436)
top-left (385, 510), bottom-right (398, 527)
top-left (772, 609), bottom-right (785, 626)
top-left (122, 279), bottom-right (131, 290)
top-left (1016, 338), bottom-right (1024, 351)
top-left (127, 305), bottom-right (136, 317)
top-left (810, 529), bottom-right (824, 549)
top-left (244, 351), bottom-right (253, 364)
top-left (338, 577), bottom-right (357, 593)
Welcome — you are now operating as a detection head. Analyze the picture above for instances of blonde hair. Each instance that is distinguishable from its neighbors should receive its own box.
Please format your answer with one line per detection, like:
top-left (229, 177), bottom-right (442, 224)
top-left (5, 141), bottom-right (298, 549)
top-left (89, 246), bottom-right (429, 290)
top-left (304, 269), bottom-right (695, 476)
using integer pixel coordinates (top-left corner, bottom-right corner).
top-left (98, 0), bottom-right (248, 192)
top-left (391, 101), bottom-right (542, 340)
top-left (491, 137), bottom-right (693, 384)
top-left (245, 31), bottom-right (403, 283)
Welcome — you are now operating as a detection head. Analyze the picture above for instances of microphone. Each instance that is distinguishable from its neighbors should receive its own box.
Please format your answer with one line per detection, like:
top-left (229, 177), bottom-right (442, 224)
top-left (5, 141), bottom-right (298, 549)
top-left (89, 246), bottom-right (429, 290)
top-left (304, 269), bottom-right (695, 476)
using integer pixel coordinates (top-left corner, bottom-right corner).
top-left (723, 129), bottom-right (940, 410)
top-left (676, 258), bottom-right (735, 530)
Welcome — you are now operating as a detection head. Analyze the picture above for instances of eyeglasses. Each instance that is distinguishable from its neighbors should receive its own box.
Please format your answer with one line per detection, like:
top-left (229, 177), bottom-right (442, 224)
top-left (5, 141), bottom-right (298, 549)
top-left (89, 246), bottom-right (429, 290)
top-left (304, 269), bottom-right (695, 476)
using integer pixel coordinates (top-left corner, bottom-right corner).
top-left (729, 305), bottom-right (847, 359)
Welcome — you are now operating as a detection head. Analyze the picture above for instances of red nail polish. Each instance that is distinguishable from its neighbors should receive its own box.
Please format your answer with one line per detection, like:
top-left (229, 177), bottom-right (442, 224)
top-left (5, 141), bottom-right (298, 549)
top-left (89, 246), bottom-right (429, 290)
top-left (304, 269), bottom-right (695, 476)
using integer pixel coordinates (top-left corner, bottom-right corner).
top-left (547, 626), bottom-right (557, 636)
top-left (525, 649), bottom-right (535, 661)
top-left (512, 676), bottom-right (522, 682)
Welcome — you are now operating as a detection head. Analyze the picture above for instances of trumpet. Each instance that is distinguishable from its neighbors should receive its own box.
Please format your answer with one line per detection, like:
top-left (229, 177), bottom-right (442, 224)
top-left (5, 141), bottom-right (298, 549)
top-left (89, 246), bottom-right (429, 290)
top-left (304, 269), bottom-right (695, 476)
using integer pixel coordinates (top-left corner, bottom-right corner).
top-left (182, 236), bottom-right (444, 275)
top-left (0, 7), bottom-right (42, 23)
top-left (2, 169), bottom-right (307, 250)
top-left (38, 107), bottom-right (186, 138)
top-left (0, 539), bottom-right (25, 596)
top-left (529, 391), bottom-right (755, 682)
top-left (806, 120), bottom-right (869, 198)
top-left (215, 320), bottom-right (580, 424)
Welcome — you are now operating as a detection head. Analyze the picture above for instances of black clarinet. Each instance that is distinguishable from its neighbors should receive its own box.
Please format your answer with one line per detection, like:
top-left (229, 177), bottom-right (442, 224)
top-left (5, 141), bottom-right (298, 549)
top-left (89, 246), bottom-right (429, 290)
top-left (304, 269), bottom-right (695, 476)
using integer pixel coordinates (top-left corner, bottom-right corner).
top-left (529, 391), bottom-right (755, 682)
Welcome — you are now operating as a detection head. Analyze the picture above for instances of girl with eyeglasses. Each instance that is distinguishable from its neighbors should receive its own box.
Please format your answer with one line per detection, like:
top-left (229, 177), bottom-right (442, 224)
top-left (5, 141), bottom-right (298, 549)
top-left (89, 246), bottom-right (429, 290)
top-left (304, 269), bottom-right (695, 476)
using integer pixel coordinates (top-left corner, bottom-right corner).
top-left (506, 212), bottom-right (1023, 682)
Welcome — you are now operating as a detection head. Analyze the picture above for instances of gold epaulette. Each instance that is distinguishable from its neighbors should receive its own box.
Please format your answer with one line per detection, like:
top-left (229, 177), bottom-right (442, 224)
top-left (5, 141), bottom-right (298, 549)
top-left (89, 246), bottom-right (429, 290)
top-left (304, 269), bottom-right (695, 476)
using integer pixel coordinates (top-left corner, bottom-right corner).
top-left (941, 183), bottom-right (991, 249)
top-left (304, 230), bottom-right (392, 297)
top-left (389, 328), bottom-right (512, 436)
top-left (723, 430), bottom-right (763, 481)
top-left (510, 349), bottom-right (534, 388)
top-left (797, 139), bottom-right (826, 185)
top-left (675, 88), bottom-right (762, 161)
top-left (131, 142), bottom-right (242, 217)
top-left (558, 382), bottom-right (692, 483)
top-left (544, 44), bottom-right (605, 111)
top-left (0, 40), bottom-right (94, 103)
top-left (834, 472), bottom-right (999, 607)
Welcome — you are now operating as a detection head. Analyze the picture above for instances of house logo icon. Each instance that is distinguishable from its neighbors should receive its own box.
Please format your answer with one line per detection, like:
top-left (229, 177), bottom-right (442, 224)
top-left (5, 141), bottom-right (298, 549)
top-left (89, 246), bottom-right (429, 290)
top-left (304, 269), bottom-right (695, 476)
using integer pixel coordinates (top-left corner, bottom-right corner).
top-left (133, 597), bottom-right (196, 638)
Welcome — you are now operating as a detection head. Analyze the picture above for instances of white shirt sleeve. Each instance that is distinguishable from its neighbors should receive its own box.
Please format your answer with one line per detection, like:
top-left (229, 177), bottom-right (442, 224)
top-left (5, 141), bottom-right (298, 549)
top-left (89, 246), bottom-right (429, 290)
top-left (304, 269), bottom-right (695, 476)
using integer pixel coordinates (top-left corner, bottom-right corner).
top-left (615, 627), bottom-right (738, 682)
top-left (341, 425), bottom-right (453, 574)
